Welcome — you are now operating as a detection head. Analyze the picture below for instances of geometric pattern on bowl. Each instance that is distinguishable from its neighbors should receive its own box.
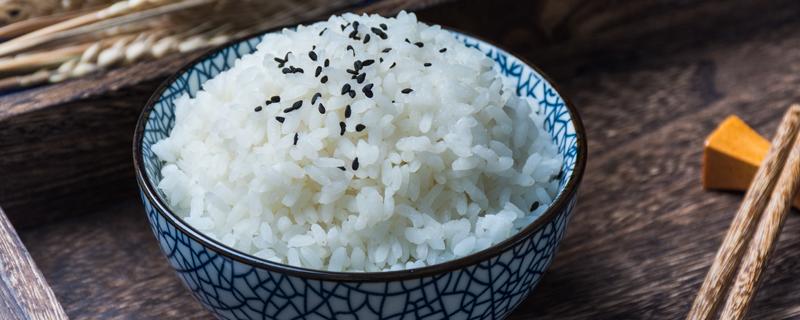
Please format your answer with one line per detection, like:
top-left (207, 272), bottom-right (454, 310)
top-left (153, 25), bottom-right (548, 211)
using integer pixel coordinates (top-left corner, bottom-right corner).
top-left (135, 28), bottom-right (585, 320)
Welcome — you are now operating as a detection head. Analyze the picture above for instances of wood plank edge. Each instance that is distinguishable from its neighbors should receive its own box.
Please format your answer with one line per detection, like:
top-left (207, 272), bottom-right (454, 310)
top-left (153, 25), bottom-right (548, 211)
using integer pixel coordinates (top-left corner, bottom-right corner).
top-left (0, 206), bottom-right (67, 320)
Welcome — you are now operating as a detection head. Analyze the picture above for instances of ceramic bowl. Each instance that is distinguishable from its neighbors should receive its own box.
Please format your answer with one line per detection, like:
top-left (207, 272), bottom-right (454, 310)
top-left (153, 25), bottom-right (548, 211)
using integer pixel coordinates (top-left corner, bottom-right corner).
top-left (134, 22), bottom-right (586, 320)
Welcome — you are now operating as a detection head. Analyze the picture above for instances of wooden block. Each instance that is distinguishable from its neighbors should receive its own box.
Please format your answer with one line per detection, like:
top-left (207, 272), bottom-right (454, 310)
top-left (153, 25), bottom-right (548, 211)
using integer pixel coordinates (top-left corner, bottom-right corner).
top-left (0, 206), bottom-right (67, 320)
top-left (703, 115), bottom-right (800, 208)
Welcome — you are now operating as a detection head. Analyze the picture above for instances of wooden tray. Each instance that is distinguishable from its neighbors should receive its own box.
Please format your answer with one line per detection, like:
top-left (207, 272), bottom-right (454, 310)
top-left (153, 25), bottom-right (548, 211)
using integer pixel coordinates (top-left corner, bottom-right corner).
top-left (4, 0), bottom-right (800, 318)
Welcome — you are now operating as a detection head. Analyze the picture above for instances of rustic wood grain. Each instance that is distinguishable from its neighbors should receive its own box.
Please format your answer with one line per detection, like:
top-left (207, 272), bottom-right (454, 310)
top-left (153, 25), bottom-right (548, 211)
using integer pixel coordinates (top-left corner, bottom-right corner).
top-left (687, 106), bottom-right (800, 320)
top-left (0, 206), bottom-right (67, 320)
top-left (8, 0), bottom-right (800, 319)
top-left (18, 199), bottom-right (207, 320)
top-left (0, 78), bottom-right (164, 227)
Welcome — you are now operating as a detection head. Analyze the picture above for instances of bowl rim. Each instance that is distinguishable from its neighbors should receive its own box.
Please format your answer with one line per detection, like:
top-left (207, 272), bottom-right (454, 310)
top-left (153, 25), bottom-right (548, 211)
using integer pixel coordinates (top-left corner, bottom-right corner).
top-left (133, 19), bottom-right (587, 282)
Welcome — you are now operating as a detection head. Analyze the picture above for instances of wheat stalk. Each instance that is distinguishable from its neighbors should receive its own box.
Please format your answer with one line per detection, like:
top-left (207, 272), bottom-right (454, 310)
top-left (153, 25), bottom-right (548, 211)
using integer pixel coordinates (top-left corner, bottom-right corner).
top-left (0, 8), bottom-right (97, 39)
top-left (0, 0), bottom-right (204, 56)
top-left (0, 70), bottom-right (52, 91)
top-left (0, 43), bottom-right (90, 74)
top-left (0, 0), bottom-right (369, 90)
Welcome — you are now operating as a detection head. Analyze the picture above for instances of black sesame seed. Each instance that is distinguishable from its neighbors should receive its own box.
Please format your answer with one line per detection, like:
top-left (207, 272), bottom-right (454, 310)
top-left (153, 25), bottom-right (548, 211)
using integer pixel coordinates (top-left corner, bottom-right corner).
top-left (275, 116), bottom-right (285, 123)
top-left (340, 23), bottom-right (350, 31)
top-left (379, 57), bottom-right (383, 63)
top-left (345, 105), bottom-right (351, 118)
top-left (346, 45), bottom-right (355, 56)
top-left (293, 133), bottom-right (299, 145)
top-left (401, 88), bottom-right (413, 94)
top-left (279, 52), bottom-right (289, 66)
top-left (348, 30), bottom-right (358, 39)
top-left (370, 27), bottom-right (388, 39)
top-left (339, 122), bottom-right (346, 135)
top-left (318, 103), bottom-right (326, 114)
top-left (363, 34), bottom-right (371, 44)
top-left (315, 66), bottom-right (322, 77)
top-left (355, 124), bottom-right (366, 132)
top-left (404, 38), bottom-right (410, 43)
top-left (308, 51), bottom-right (317, 61)
top-left (362, 59), bottom-right (375, 66)
top-left (346, 68), bottom-right (358, 75)
top-left (319, 27), bottom-right (327, 36)
top-left (294, 67), bottom-right (304, 73)
top-left (415, 42), bottom-right (424, 48)
top-left (439, 48), bottom-right (447, 53)
top-left (352, 157), bottom-right (360, 170)
top-left (284, 100), bottom-right (303, 113)
top-left (341, 83), bottom-right (351, 95)
top-left (424, 62), bottom-right (432, 67)
top-left (530, 201), bottom-right (540, 212)
top-left (362, 83), bottom-right (374, 98)
top-left (354, 60), bottom-right (363, 70)
top-left (338, 166), bottom-right (346, 171)
top-left (352, 21), bottom-right (359, 30)
top-left (356, 73), bottom-right (366, 84)
top-left (348, 90), bottom-right (356, 98)
top-left (254, 106), bottom-right (262, 112)
top-left (382, 48), bottom-right (392, 53)
top-left (282, 68), bottom-right (291, 74)
top-left (390, 62), bottom-right (396, 69)
top-left (311, 92), bottom-right (322, 104)
top-left (320, 76), bottom-right (328, 83)
top-left (380, 23), bottom-right (387, 30)
top-left (271, 96), bottom-right (280, 103)
top-left (391, 100), bottom-right (396, 103)
top-left (324, 59), bottom-right (330, 67)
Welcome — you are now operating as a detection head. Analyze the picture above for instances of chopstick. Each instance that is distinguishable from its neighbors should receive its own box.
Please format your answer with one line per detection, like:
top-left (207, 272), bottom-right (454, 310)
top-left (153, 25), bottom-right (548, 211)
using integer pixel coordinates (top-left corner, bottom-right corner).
top-left (687, 105), bottom-right (800, 320)
top-left (718, 107), bottom-right (800, 319)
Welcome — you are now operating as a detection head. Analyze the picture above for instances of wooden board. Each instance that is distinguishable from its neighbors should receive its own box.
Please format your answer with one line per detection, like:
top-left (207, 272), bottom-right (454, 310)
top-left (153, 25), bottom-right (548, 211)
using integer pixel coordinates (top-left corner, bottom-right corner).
top-left (7, 0), bottom-right (800, 318)
top-left (0, 207), bottom-right (66, 320)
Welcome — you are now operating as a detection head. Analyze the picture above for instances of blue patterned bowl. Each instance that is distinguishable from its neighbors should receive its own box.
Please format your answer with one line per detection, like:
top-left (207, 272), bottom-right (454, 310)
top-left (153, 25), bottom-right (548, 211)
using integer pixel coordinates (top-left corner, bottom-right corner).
top-left (134, 22), bottom-right (586, 320)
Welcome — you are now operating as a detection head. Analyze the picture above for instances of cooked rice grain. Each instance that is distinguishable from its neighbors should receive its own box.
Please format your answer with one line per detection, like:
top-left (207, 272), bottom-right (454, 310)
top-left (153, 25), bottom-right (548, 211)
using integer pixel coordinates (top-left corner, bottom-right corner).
top-left (153, 12), bottom-right (562, 272)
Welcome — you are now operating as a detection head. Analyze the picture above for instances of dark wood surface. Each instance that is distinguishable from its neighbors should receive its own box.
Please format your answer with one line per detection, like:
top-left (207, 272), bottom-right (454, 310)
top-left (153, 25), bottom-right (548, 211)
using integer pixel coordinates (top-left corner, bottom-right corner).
top-left (7, 0), bottom-right (800, 319)
top-left (0, 207), bottom-right (67, 320)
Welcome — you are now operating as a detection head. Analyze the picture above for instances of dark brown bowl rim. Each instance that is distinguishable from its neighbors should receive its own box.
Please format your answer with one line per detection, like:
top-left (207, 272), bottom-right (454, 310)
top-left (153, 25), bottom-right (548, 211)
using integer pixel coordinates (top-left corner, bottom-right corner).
top-left (133, 19), bottom-right (587, 282)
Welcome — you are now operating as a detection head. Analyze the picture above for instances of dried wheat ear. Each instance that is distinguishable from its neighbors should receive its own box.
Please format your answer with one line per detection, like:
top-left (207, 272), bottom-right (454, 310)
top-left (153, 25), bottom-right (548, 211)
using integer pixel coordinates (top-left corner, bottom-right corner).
top-left (0, 0), bottom-right (362, 90)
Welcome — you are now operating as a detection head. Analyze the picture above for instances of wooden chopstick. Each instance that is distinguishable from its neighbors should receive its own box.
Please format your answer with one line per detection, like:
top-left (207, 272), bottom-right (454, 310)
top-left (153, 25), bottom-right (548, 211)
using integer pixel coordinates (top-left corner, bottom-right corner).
top-left (687, 105), bottom-right (800, 320)
top-left (718, 106), bottom-right (800, 319)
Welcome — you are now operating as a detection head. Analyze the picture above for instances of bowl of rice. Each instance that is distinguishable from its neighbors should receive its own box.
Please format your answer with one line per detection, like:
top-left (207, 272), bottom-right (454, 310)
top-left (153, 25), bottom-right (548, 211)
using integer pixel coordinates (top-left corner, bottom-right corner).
top-left (134, 11), bottom-right (586, 320)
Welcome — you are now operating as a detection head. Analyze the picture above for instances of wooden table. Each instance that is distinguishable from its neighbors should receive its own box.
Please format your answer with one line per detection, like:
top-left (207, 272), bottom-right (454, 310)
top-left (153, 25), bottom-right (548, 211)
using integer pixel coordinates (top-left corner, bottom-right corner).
top-left (8, 0), bottom-right (800, 318)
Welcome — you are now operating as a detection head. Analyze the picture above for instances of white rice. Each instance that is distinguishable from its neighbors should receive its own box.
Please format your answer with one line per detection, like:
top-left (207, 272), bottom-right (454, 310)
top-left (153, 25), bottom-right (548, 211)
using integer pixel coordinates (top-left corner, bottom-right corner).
top-left (153, 12), bottom-right (563, 272)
